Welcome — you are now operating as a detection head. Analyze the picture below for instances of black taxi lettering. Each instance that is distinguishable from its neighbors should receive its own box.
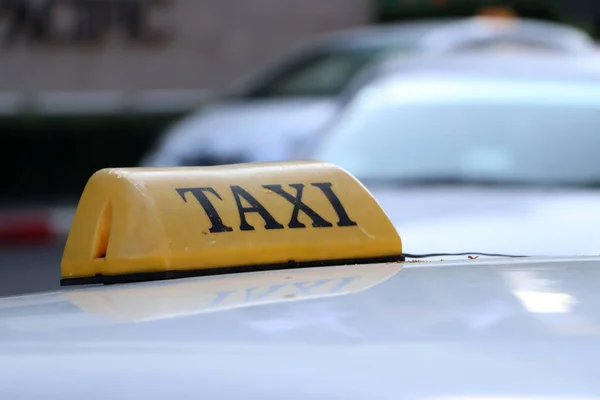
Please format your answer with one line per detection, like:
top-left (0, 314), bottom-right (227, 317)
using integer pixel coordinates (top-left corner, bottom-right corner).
top-left (176, 187), bottom-right (233, 233)
top-left (311, 182), bottom-right (357, 227)
top-left (262, 184), bottom-right (332, 228)
top-left (176, 182), bottom-right (357, 232)
top-left (230, 185), bottom-right (284, 231)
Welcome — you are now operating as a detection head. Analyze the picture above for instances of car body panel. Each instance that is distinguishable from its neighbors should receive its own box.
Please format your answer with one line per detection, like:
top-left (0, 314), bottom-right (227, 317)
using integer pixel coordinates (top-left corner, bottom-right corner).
top-left (368, 52), bottom-right (600, 84)
top-left (2, 257), bottom-right (600, 399)
top-left (370, 186), bottom-right (600, 256)
top-left (140, 98), bottom-right (339, 166)
top-left (337, 51), bottom-right (600, 109)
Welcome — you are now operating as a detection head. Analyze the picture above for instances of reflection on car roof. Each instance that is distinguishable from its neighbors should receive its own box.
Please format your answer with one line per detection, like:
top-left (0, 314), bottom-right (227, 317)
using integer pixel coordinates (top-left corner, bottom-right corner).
top-left (317, 17), bottom-right (594, 52)
top-left (372, 52), bottom-right (600, 83)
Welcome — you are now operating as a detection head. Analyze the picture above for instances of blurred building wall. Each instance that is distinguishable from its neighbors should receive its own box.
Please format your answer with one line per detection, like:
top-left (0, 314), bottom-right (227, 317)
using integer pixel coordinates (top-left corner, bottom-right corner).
top-left (0, 0), bottom-right (372, 94)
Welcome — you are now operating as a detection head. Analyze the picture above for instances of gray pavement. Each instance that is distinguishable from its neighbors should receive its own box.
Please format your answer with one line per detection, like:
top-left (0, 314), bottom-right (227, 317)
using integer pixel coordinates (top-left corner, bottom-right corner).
top-left (0, 242), bottom-right (64, 297)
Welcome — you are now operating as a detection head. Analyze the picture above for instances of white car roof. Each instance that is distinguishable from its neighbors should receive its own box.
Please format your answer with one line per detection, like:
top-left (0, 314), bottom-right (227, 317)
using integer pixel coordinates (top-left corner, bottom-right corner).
top-left (357, 73), bottom-right (600, 107)
top-left (317, 17), bottom-right (595, 53)
top-left (2, 256), bottom-right (600, 399)
top-left (340, 52), bottom-right (600, 103)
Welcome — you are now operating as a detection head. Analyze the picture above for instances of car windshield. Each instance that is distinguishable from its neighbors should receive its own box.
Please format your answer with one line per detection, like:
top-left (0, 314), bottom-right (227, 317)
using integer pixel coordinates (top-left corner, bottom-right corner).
top-left (237, 45), bottom-right (414, 99)
top-left (313, 76), bottom-right (600, 187)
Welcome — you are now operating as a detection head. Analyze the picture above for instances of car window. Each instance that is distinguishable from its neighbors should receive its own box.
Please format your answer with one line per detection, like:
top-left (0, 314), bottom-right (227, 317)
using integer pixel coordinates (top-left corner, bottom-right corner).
top-left (313, 79), bottom-right (600, 186)
top-left (239, 47), bottom-right (412, 99)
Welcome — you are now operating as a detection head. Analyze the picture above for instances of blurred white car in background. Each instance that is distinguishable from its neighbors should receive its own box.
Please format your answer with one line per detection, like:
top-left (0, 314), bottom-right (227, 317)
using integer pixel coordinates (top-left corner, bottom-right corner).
top-left (140, 17), bottom-right (597, 167)
top-left (305, 53), bottom-right (600, 257)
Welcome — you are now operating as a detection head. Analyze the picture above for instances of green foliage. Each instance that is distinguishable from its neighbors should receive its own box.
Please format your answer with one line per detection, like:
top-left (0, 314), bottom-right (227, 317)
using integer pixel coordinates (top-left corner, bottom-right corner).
top-left (0, 112), bottom-right (185, 201)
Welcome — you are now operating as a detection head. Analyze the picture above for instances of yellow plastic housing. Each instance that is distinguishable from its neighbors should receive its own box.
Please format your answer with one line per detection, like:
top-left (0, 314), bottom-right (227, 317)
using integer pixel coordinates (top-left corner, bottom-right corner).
top-left (61, 161), bottom-right (403, 284)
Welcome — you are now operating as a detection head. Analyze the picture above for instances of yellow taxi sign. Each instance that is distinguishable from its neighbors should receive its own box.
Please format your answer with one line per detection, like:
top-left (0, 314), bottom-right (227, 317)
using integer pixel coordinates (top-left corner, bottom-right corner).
top-left (477, 6), bottom-right (517, 19)
top-left (61, 161), bottom-right (403, 285)
top-left (476, 6), bottom-right (518, 29)
top-left (65, 264), bottom-right (402, 322)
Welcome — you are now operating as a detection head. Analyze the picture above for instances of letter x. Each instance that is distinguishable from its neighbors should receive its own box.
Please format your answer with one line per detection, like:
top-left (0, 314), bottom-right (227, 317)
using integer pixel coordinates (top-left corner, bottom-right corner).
top-left (263, 184), bottom-right (333, 228)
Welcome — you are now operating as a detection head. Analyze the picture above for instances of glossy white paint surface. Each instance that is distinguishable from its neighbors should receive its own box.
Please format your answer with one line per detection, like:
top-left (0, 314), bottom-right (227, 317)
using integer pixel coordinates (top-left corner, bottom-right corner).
top-left (371, 186), bottom-right (600, 257)
top-left (1, 257), bottom-right (600, 399)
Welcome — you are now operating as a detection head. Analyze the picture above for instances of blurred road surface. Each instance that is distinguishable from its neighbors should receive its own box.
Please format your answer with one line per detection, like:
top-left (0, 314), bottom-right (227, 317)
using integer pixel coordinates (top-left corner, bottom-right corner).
top-left (0, 242), bottom-right (64, 297)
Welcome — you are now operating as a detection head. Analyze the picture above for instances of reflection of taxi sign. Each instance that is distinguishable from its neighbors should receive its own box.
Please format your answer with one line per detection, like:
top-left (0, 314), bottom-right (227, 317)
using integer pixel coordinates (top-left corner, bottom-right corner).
top-left (66, 264), bottom-right (401, 322)
top-left (61, 161), bottom-right (404, 285)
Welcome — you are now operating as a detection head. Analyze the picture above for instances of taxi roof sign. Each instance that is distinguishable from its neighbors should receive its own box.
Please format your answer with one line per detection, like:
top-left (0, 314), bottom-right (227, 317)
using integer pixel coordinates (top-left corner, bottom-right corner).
top-left (61, 161), bottom-right (404, 285)
top-left (477, 6), bottom-right (517, 19)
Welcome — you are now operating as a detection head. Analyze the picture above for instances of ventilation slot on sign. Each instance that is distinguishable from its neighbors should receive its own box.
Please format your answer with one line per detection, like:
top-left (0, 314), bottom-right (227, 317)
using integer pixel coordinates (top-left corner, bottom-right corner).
top-left (93, 202), bottom-right (112, 260)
